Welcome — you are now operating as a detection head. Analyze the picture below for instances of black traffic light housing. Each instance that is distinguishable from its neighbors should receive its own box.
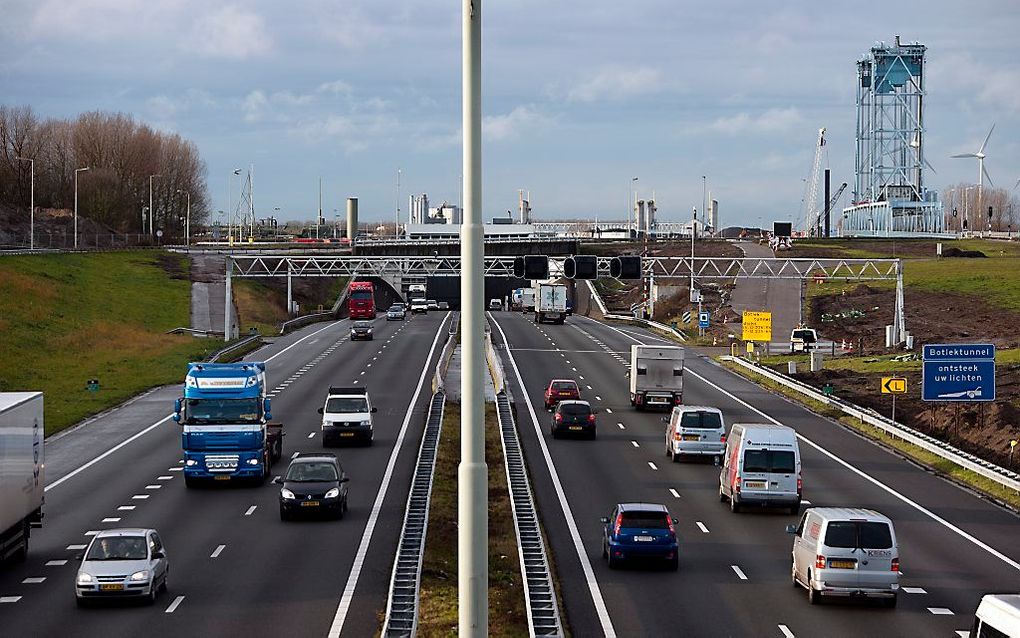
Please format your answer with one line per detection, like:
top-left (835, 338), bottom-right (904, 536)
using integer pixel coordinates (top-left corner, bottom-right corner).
top-left (563, 255), bottom-right (598, 279)
top-left (514, 255), bottom-right (549, 280)
top-left (610, 255), bottom-right (642, 279)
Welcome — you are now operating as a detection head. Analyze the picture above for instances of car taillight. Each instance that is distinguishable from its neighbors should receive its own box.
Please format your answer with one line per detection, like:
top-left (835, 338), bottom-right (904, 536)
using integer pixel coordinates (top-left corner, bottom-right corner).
top-left (667, 517), bottom-right (676, 535)
top-left (815, 555), bottom-right (826, 570)
top-left (797, 477), bottom-right (802, 494)
top-left (613, 514), bottom-right (623, 536)
top-left (720, 434), bottom-right (727, 443)
top-left (673, 431), bottom-right (682, 441)
top-left (891, 558), bottom-right (899, 572)
top-left (588, 414), bottom-right (596, 423)
top-left (635, 395), bottom-right (643, 405)
top-left (554, 413), bottom-right (562, 422)
top-left (674, 395), bottom-right (683, 405)
top-left (734, 475), bottom-right (741, 493)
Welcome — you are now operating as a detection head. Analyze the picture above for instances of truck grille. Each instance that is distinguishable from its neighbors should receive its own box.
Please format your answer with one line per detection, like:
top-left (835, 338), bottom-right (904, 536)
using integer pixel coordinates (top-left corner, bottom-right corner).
top-left (205, 454), bottom-right (239, 472)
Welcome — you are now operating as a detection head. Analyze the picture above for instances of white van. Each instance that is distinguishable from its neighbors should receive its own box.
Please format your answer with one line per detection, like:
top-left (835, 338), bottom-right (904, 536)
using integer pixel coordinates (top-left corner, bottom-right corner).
top-left (972, 594), bottom-right (1020, 637)
top-left (719, 423), bottom-right (801, 514)
top-left (787, 508), bottom-right (899, 607)
top-left (664, 406), bottom-right (725, 463)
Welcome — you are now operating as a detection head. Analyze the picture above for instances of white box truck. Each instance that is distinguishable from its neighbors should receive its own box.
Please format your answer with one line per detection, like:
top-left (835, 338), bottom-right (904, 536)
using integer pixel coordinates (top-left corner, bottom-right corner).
top-left (1, 392), bottom-right (44, 565)
top-left (535, 284), bottom-right (568, 324)
top-left (629, 345), bottom-right (684, 410)
top-left (520, 288), bottom-right (536, 313)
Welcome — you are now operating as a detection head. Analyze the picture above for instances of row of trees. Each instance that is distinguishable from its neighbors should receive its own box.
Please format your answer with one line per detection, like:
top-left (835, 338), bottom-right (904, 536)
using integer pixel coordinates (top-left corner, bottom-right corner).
top-left (941, 183), bottom-right (1020, 233)
top-left (0, 105), bottom-right (209, 238)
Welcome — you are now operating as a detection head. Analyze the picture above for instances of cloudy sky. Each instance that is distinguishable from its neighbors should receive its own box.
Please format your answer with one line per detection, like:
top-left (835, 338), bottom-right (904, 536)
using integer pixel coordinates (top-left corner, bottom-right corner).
top-left (2, 0), bottom-right (1018, 226)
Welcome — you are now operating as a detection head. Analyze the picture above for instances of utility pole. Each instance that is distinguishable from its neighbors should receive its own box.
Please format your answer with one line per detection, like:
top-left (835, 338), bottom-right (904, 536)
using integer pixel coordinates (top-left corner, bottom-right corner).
top-left (16, 157), bottom-right (34, 249)
top-left (74, 167), bottom-right (90, 249)
top-left (148, 174), bottom-right (160, 237)
top-left (317, 177), bottom-right (322, 240)
top-left (177, 190), bottom-right (191, 246)
top-left (460, 0), bottom-right (487, 634)
top-left (396, 168), bottom-right (402, 238)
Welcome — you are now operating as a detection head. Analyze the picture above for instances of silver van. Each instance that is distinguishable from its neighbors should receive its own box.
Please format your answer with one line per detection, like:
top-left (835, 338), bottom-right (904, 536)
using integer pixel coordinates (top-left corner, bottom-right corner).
top-left (971, 594), bottom-right (1020, 637)
top-left (719, 423), bottom-right (801, 514)
top-left (664, 406), bottom-right (725, 463)
top-left (787, 507), bottom-right (899, 607)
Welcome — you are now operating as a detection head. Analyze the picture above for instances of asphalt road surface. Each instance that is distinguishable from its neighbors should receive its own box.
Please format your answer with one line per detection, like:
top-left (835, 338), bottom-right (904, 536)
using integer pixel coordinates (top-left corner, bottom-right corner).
top-left (730, 240), bottom-right (803, 342)
top-left (0, 312), bottom-right (450, 637)
top-left (489, 310), bottom-right (1019, 638)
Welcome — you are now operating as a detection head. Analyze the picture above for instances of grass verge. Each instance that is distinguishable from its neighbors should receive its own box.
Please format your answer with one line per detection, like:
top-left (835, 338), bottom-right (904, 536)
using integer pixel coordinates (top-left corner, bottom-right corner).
top-left (418, 402), bottom-right (529, 637)
top-left (719, 359), bottom-right (1020, 511)
top-left (0, 251), bottom-right (217, 435)
top-left (233, 279), bottom-right (289, 335)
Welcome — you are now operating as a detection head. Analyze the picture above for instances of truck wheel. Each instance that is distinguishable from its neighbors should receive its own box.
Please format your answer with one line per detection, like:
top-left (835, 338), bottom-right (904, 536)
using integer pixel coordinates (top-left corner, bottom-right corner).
top-left (730, 495), bottom-right (741, 513)
top-left (11, 522), bottom-right (29, 563)
top-left (719, 486), bottom-right (728, 503)
top-left (184, 475), bottom-right (199, 489)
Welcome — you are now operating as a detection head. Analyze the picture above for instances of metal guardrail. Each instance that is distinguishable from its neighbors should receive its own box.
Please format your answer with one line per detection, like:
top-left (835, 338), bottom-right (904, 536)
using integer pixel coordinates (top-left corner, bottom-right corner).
top-left (724, 356), bottom-right (1020, 494)
top-left (278, 311), bottom-right (334, 335)
top-left (583, 280), bottom-right (688, 341)
top-left (495, 392), bottom-right (565, 637)
top-left (206, 335), bottom-right (261, 363)
top-left (381, 390), bottom-right (446, 637)
top-left (431, 314), bottom-right (459, 394)
top-left (484, 329), bottom-right (506, 395)
top-left (166, 326), bottom-right (224, 338)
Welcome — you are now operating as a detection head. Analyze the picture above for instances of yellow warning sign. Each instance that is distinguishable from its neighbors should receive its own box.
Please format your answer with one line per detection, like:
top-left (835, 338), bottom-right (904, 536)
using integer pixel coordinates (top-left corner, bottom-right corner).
top-left (741, 311), bottom-right (772, 342)
top-left (881, 377), bottom-right (907, 394)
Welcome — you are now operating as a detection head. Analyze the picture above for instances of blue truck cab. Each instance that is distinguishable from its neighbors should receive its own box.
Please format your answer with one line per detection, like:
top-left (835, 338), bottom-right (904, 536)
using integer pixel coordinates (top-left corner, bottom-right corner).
top-left (173, 362), bottom-right (283, 487)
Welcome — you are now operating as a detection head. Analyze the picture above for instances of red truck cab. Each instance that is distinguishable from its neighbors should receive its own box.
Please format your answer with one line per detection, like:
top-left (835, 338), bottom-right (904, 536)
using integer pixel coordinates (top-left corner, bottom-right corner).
top-left (348, 281), bottom-right (376, 319)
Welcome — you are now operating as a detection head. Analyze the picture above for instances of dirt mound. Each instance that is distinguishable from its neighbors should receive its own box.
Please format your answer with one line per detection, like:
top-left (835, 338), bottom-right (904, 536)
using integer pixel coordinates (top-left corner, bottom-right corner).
top-left (942, 247), bottom-right (986, 258)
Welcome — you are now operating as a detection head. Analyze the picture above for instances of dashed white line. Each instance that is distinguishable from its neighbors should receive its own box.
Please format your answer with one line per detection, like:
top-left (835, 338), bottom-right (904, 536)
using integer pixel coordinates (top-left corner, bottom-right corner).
top-left (84, 531), bottom-right (100, 536)
top-left (66, 544), bottom-right (87, 551)
top-left (578, 375), bottom-right (585, 380)
top-left (46, 560), bottom-right (68, 566)
top-left (605, 408), bottom-right (612, 414)
top-left (586, 385), bottom-right (593, 390)
top-left (210, 544), bottom-right (226, 558)
top-left (696, 521), bottom-right (710, 533)
top-left (0, 596), bottom-right (22, 603)
top-left (308, 432), bottom-right (316, 438)
top-left (595, 396), bottom-right (602, 401)
top-left (928, 607), bottom-right (954, 615)
top-left (291, 452), bottom-right (300, 459)
top-left (779, 625), bottom-right (795, 638)
top-left (617, 423), bottom-right (625, 430)
top-left (22, 577), bottom-right (45, 584)
top-left (731, 565), bottom-right (748, 580)
top-left (902, 586), bottom-right (927, 594)
top-left (101, 518), bottom-right (121, 523)
top-left (145, 484), bottom-right (161, 490)
top-left (165, 595), bottom-right (186, 613)
top-left (157, 475), bottom-right (173, 481)
top-left (244, 505), bottom-right (257, 516)
top-left (647, 462), bottom-right (658, 471)
top-left (117, 506), bottom-right (136, 511)
top-left (132, 495), bottom-right (149, 500)
top-left (669, 488), bottom-right (681, 498)
top-left (168, 467), bottom-right (183, 472)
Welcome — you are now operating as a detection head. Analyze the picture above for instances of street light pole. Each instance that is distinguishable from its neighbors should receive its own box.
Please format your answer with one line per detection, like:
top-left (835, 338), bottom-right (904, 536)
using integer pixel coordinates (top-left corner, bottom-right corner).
top-left (74, 167), bottom-right (90, 249)
top-left (149, 174), bottom-right (161, 236)
top-left (16, 157), bottom-right (34, 249)
top-left (702, 175), bottom-right (707, 236)
top-left (396, 167), bottom-right (402, 239)
top-left (460, 0), bottom-right (487, 634)
top-left (630, 176), bottom-right (638, 234)
top-left (177, 189), bottom-right (191, 246)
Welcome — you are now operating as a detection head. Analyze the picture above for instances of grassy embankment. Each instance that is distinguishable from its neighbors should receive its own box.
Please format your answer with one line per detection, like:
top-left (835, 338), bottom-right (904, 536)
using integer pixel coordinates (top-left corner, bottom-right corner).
top-left (233, 277), bottom-right (348, 336)
top-left (0, 251), bottom-right (218, 435)
top-left (720, 359), bottom-right (1020, 511)
top-left (417, 402), bottom-right (529, 637)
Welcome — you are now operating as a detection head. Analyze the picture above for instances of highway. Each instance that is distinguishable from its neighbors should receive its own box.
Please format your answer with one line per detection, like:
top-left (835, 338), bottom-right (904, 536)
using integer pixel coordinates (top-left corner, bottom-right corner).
top-left (0, 312), bottom-right (450, 637)
top-left (489, 310), bottom-right (1019, 637)
top-left (730, 240), bottom-right (802, 342)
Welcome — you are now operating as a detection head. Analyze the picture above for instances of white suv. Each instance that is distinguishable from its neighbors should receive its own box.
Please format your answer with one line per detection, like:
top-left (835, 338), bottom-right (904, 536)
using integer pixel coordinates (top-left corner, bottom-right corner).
top-left (318, 386), bottom-right (376, 446)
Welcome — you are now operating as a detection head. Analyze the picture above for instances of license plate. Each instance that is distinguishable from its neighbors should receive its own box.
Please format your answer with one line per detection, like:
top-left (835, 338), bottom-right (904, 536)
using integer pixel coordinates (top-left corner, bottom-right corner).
top-left (340, 432), bottom-right (355, 437)
top-left (743, 481), bottom-right (766, 489)
top-left (559, 392), bottom-right (571, 396)
top-left (682, 434), bottom-right (700, 441)
top-left (634, 535), bottom-right (654, 542)
top-left (214, 475), bottom-right (231, 481)
top-left (568, 426), bottom-right (582, 431)
top-left (100, 584), bottom-right (124, 591)
top-left (829, 560), bottom-right (856, 569)
top-left (649, 397), bottom-right (668, 403)
top-left (300, 501), bottom-right (320, 507)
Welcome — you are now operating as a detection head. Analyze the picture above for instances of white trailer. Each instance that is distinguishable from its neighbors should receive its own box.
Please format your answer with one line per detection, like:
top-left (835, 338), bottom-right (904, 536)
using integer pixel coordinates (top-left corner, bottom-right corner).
top-left (535, 284), bottom-right (568, 324)
top-left (520, 288), bottom-right (536, 313)
top-left (0, 392), bottom-right (44, 565)
top-left (629, 345), bottom-right (684, 410)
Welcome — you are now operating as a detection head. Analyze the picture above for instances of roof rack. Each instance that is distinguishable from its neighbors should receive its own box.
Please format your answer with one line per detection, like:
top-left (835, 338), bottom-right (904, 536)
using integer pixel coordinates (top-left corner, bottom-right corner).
top-left (328, 386), bottom-right (367, 395)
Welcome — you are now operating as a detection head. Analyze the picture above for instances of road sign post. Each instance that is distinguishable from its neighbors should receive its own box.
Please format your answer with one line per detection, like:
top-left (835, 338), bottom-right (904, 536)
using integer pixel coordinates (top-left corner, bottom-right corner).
top-left (881, 376), bottom-right (907, 421)
top-left (922, 344), bottom-right (995, 402)
top-left (741, 311), bottom-right (772, 343)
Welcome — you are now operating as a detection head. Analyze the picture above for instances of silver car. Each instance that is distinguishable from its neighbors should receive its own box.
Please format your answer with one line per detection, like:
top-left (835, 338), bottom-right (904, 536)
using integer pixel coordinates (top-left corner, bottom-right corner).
top-left (664, 405), bottom-right (726, 463)
top-left (75, 528), bottom-right (169, 606)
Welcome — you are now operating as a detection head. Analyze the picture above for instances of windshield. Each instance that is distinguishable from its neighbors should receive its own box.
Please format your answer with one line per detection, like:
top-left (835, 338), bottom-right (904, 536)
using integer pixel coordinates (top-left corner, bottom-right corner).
top-left (287, 461), bottom-right (339, 482)
top-left (354, 322), bottom-right (372, 328)
top-left (86, 536), bottom-right (148, 561)
top-left (793, 330), bottom-right (816, 342)
top-left (559, 404), bottom-right (591, 416)
top-left (389, 305), bottom-right (403, 311)
top-left (551, 382), bottom-right (577, 392)
top-left (351, 291), bottom-right (372, 300)
top-left (824, 521), bottom-right (892, 549)
top-left (621, 512), bottom-right (669, 529)
top-left (326, 397), bottom-right (368, 413)
top-left (186, 398), bottom-right (260, 424)
top-left (742, 449), bottom-right (796, 473)
top-left (679, 411), bottom-right (723, 430)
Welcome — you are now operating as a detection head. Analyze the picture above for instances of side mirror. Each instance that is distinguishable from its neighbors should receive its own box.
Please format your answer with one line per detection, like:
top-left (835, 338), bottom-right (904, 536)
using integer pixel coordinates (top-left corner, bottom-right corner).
top-left (263, 398), bottom-right (272, 420)
top-left (785, 524), bottom-right (797, 534)
top-left (317, 407), bottom-right (324, 414)
top-left (174, 398), bottom-right (182, 415)
top-left (172, 413), bottom-right (181, 423)
top-left (371, 407), bottom-right (378, 413)
top-left (271, 476), bottom-right (282, 484)
top-left (599, 517), bottom-right (609, 524)
top-left (672, 517), bottom-right (679, 524)
top-left (340, 477), bottom-right (350, 483)
top-left (152, 551), bottom-right (165, 560)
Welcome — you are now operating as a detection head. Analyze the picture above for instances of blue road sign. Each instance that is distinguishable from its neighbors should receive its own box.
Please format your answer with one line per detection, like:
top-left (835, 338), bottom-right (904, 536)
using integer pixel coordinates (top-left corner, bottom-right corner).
top-left (698, 311), bottom-right (710, 329)
top-left (922, 343), bottom-right (995, 402)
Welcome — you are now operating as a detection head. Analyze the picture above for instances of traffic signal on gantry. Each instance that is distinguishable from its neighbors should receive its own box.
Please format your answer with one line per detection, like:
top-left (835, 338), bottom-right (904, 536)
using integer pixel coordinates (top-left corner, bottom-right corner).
top-left (513, 255), bottom-right (549, 280)
top-left (563, 255), bottom-right (598, 279)
top-left (609, 255), bottom-right (642, 279)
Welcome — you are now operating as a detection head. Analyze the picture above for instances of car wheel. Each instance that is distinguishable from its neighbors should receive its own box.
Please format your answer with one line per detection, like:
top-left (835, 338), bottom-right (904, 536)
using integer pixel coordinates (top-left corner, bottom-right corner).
top-left (791, 562), bottom-right (800, 588)
top-left (184, 475), bottom-right (198, 488)
top-left (807, 573), bottom-right (820, 605)
top-left (607, 551), bottom-right (619, 569)
top-left (589, 429), bottom-right (597, 440)
top-left (719, 486), bottom-right (728, 503)
top-left (671, 449), bottom-right (681, 463)
top-left (883, 594), bottom-right (898, 609)
top-left (75, 595), bottom-right (88, 608)
top-left (279, 506), bottom-right (290, 521)
top-left (788, 504), bottom-right (800, 516)
top-left (343, 496), bottom-right (349, 513)
top-left (146, 585), bottom-right (158, 606)
top-left (550, 427), bottom-right (559, 439)
top-left (601, 540), bottom-right (607, 559)
top-left (668, 556), bottom-right (679, 571)
top-left (730, 495), bottom-right (741, 513)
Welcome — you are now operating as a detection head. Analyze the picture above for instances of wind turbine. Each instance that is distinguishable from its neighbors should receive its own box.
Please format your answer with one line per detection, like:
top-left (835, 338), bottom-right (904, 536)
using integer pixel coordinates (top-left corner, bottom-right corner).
top-left (951, 124), bottom-right (996, 189)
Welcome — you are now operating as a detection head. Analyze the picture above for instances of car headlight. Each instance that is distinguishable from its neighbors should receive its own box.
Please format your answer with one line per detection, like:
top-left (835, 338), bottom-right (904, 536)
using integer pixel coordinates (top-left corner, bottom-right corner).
top-left (246, 458), bottom-right (260, 465)
top-left (129, 570), bottom-right (150, 582)
top-left (361, 420), bottom-right (371, 427)
top-left (324, 487), bottom-right (340, 499)
top-left (185, 459), bottom-right (197, 466)
top-left (77, 573), bottom-right (94, 585)
top-left (280, 488), bottom-right (296, 500)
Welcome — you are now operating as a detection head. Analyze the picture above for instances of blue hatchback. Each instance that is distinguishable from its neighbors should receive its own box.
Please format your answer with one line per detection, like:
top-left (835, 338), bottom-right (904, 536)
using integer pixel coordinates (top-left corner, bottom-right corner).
top-left (601, 503), bottom-right (679, 570)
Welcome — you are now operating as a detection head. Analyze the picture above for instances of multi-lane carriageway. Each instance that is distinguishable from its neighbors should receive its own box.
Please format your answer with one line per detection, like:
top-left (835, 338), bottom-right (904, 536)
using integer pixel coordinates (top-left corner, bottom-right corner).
top-left (0, 313), bottom-right (451, 637)
top-left (1, 308), bottom-right (1017, 637)
top-left (489, 311), bottom-right (1020, 638)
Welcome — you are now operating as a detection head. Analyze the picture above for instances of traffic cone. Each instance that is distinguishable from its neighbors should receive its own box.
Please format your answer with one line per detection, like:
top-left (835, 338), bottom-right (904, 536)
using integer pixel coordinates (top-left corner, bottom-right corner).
top-left (847, 340), bottom-right (854, 352)
top-left (840, 339), bottom-right (847, 351)
top-left (713, 336), bottom-right (718, 346)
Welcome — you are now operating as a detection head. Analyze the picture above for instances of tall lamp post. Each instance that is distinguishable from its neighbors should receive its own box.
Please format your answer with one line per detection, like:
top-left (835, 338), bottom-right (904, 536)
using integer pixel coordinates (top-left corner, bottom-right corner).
top-left (396, 167), bottom-right (402, 238)
top-left (74, 166), bottom-right (90, 249)
top-left (630, 176), bottom-right (639, 233)
top-left (177, 189), bottom-right (191, 246)
top-left (701, 175), bottom-right (707, 236)
top-left (148, 174), bottom-right (161, 237)
top-left (16, 157), bottom-right (34, 249)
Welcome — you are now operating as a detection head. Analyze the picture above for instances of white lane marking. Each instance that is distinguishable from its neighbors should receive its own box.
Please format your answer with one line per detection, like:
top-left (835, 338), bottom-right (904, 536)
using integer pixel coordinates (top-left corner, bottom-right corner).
top-left (586, 385), bottom-right (593, 390)
top-left (631, 441), bottom-right (639, 448)
top-left (210, 545), bottom-right (226, 558)
top-left (353, 380), bottom-right (359, 384)
top-left (291, 452), bottom-right (299, 459)
top-left (328, 312), bottom-right (452, 638)
top-left (696, 521), bottom-right (710, 533)
top-left (84, 531), bottom-right (99, 536)
top-left (132, 495), bottom-right (149, 500)
top-left (244, 505), bottom-right (257, 516)
top-left (572, 367), bottom-right (577, 371)
top-left (596, 396), bottom-right (602, 401)
top-left (488, 314), bottom-right (617, 638)
top-left (66, 544), bottom-right (87, 550)
top-left (145, 484), bottom-right (161, 490)
top-left (801, 499), bottom-right (811, 505)
top-left (669, 488), bottom-right (681, 498)
top-left (45, 320), bottom-right (345, 493)
top-left (46, 560), bottom-right (68, 566)
top-left (360, 371), bottom-right (365, 375)
top-left (593, 318), bottom-right (1020, 573)
top-left (165, 595), bottom-right (185, 613)
top-left (617, 423), bottom-right (625, 430)
top-left (101, 518), bottom-right (121, 523)
top-left (779, 625), bottom-right (795, 638)
top-left (157, 476), bottom-right (173, 481)
top-left (902, 587), bottom-right (927, 594)
top-left (0, 596), bottom-right (22, 603)
top-left (956, 632), bottom-right (970, 638)
top-left (307, 432), bottom-right (316, 439)
top-left (648, 462), bottom-right (658, 471)
top-left (117, 506), bottom-right (136, 511)
top-left (928, 607), bottom-right (954, 615)
top-left (731, 565), bottom-right (748, 580)
top-left (579, 375), bottom-right (585, 380)
top-left (605, 408), bottom-right (612, 414)
top-left (168, 467), bottom-right (183, 472)
top-left (22, 577), bottom-right (45, 584)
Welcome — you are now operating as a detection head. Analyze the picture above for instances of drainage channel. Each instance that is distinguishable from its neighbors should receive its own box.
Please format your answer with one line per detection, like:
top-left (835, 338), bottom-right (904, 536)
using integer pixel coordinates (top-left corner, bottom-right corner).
top-left (381, 390), bottom-right (447, 637)
top-left (496, 391), bottom-right (565, 637)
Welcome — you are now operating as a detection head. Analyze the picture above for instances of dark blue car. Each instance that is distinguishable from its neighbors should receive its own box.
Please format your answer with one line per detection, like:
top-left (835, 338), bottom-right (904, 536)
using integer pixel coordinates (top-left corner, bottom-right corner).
top-left (601, 503), bottom-right (679, 570)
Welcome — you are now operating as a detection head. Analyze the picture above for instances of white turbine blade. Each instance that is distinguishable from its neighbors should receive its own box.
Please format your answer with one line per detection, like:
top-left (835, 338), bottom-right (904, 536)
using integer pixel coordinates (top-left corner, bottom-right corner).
top-left (950, 153), bottom-right (978, 158)
top-left (1015, 177), bottom-right (1020, 191)
top-left (982, 164), bottom-right (994, 188)
top-left (924, 158), bottom-right (937, 174)
top-left (979, 123), bottom-right (996, 154)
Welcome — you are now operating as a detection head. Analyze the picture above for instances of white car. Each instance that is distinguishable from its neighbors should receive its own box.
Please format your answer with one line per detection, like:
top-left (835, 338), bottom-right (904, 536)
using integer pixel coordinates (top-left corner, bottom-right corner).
top-left (410, 298), bottom-right (429, 314)
top-left (76, 528), bottom-right (169, 606)
top-left (319, 386), bottom-right (376, 446)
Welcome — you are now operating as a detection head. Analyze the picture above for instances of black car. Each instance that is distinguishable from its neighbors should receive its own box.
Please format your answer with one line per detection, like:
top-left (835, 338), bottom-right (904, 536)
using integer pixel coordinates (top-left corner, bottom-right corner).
top-left (550, 400), bottom-right (597, 439)
top-left (274, 453), bottom-right (350, 520)
top-left (350, 320), bottom-right (374, 340)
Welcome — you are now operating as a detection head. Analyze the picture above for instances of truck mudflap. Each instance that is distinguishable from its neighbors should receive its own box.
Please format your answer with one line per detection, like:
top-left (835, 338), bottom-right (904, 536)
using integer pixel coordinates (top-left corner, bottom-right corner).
top-left (267, 422), bottom-right (284, 463)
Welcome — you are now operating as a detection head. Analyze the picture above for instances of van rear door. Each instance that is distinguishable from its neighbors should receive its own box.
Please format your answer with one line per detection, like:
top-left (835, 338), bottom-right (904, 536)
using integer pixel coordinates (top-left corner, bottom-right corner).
top-left (741, 447), bottom-right (797, 500)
